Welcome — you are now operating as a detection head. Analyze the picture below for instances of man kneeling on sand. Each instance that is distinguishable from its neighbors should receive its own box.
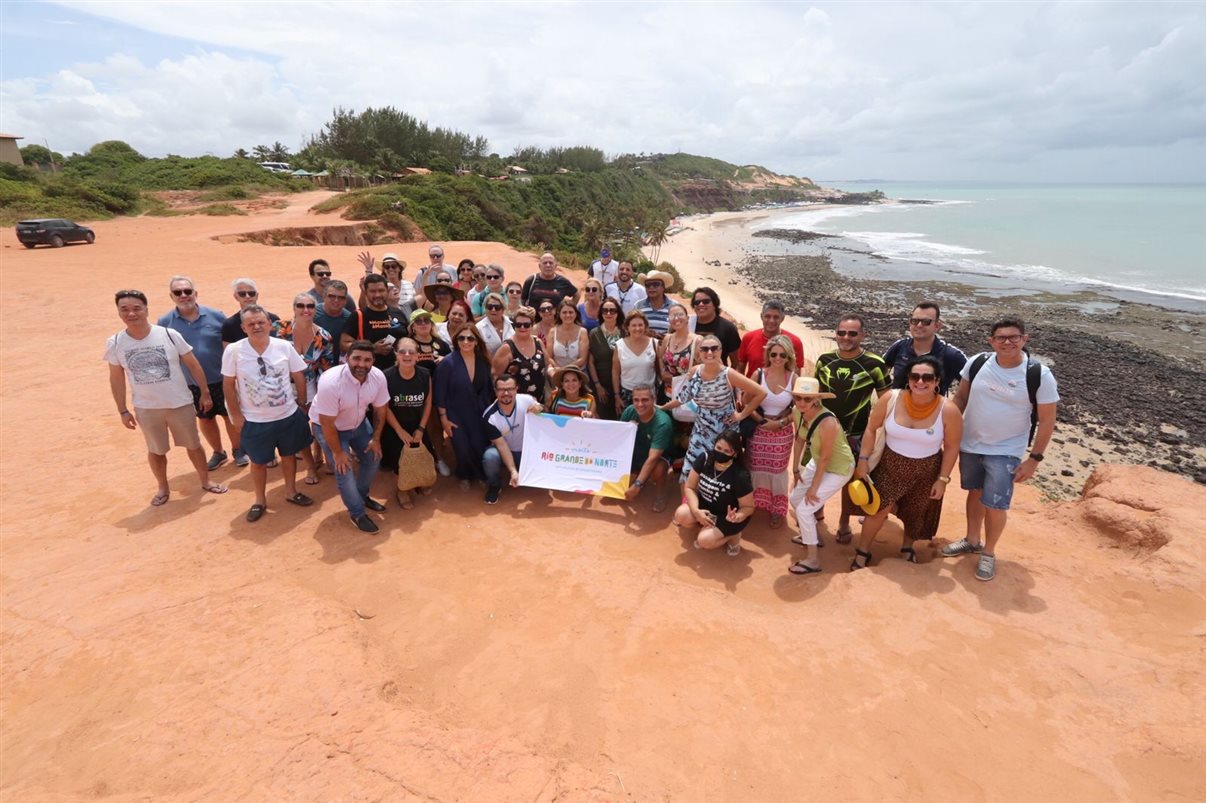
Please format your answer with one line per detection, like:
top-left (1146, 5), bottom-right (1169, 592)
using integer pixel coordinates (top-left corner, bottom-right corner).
top-left (106, 289), bottom-right (228, 506)
top-left (310, 340), bottom-right (390, 532)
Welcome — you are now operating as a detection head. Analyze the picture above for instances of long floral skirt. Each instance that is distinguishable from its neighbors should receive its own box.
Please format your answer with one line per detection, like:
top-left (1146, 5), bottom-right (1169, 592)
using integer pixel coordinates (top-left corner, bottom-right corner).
top-left (869, 446), bottom-right (945, 542)
top-left (749, 424), bottom-right (794, 517)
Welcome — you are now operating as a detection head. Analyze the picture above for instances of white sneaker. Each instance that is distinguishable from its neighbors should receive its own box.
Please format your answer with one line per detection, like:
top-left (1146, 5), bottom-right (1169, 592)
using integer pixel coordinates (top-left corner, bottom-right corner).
top-left (436, 459), bottom-right (451, 477)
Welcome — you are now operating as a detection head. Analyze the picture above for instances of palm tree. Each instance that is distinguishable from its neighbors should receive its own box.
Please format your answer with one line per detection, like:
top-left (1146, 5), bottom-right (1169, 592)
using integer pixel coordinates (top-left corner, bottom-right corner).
top-left (267, 142), bottom-right (291, 162)
top-left (233, 148), bottom-right (250, 159)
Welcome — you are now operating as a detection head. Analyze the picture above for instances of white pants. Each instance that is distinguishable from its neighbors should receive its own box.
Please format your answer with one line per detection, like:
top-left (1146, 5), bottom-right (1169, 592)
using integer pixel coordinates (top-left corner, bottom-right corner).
top-left (789, 463), bottom-right (853, 546)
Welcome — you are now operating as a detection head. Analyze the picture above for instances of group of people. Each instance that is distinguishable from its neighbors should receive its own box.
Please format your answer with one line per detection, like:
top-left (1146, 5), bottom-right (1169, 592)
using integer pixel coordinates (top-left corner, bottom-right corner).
top-left (107, 247), bottom-right (1058, 581)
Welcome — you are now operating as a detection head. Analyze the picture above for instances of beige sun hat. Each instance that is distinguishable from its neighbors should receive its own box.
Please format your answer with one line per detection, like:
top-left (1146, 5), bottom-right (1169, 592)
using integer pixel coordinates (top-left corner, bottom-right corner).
top-left (789, 376), bottom-right (837, 399)
top-left (639, 269), bottom-right (674, 286)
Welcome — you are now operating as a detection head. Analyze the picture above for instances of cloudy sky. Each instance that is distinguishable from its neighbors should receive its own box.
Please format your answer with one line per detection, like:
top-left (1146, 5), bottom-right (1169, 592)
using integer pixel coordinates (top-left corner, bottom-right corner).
top-left (3, 1), bottom-right (1204, 182)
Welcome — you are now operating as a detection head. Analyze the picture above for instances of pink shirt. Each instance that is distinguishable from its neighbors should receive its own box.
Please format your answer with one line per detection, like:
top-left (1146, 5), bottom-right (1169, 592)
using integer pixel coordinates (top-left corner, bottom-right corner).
top-left (308, 364), bottom-right (389, 431)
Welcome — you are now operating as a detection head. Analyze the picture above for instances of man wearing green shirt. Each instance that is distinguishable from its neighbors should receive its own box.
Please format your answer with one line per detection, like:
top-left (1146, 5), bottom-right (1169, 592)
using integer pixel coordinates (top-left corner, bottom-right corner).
top-left (621, 384), bottom-right (673, 511)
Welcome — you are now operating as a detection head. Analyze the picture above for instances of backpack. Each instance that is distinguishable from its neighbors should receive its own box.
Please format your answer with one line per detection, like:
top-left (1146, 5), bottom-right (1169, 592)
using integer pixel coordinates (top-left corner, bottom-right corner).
top-left (967, 352), bottom-right (1042, 444)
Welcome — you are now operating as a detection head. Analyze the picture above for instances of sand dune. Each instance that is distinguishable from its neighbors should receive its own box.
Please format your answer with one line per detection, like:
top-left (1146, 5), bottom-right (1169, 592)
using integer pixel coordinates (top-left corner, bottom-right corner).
top-left (1, 196), bottom-right (1203, 801)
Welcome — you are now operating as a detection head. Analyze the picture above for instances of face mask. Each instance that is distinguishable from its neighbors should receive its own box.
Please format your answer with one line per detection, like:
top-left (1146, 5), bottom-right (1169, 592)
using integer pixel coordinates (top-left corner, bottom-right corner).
top-left (712, 449), bottom-right (733, 464)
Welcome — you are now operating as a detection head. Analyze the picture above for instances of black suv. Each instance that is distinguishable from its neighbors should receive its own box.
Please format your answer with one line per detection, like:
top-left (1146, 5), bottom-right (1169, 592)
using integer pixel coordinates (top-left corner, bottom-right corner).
top-left (16, 219), bottom-right (96, 248)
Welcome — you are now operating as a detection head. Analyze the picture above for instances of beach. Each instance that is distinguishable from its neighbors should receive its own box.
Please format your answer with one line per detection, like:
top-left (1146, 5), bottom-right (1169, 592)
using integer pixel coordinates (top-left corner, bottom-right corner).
top-left (2, 194), bottom-right (1204, 801)
top-left (660, 208), bottom-right (1206, 498)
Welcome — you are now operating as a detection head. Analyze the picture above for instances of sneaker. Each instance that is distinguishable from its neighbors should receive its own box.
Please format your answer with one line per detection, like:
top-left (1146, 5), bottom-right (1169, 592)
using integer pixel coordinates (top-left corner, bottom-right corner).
top-left (352, 514), bottom-right (379, 534)
top-left (206, 450), bottom-right (228, 471)
top-left (726, 541), bottom-right (741, 557)
top-left (484, 486), bottom-right (501, 505)
top-left (975, 554), bottom-right (996, 581)
top-left (941, 538), bottom-right (983, 557)
top-left (233, 448), bottom-right (250, 468)
top-left (436, 459), bottom-right (451, 477)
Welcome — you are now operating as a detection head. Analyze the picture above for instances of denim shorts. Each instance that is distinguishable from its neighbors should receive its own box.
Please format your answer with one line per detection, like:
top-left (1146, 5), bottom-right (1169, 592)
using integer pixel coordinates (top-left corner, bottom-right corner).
top-left (959, 451), bottom-right (1021, 510)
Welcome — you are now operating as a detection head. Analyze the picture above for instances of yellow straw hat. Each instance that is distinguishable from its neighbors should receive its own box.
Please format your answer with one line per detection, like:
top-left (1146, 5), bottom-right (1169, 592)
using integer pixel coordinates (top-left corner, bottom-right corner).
top-left (847, 476), bottom-right (881, 516)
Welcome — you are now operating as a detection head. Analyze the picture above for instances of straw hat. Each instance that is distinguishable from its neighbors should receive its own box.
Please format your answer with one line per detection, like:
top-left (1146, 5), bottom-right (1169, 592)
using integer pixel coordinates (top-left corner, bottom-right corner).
top-left (423, 282), bottom-right (465, 305)
top-left (789, 376), bottom-right (836, 399)
top-left (847, 476), bottom-right (881, 516)
top-left (639, 269), bottom-right (674, 286)
top-left (381, 252), bottom-right (402, 264)
top-left (552, 365), bottom-right (590, 387)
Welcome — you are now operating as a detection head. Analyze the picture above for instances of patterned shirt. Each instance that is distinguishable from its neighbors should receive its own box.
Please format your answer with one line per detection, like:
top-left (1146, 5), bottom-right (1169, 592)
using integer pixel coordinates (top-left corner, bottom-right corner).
top-left (814, 350), bottom-right (891, 437)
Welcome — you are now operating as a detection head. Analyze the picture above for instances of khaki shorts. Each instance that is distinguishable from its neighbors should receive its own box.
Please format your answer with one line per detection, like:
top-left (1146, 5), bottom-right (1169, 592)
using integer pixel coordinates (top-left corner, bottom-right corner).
top-left (135, 404), bottom-right (202, 455)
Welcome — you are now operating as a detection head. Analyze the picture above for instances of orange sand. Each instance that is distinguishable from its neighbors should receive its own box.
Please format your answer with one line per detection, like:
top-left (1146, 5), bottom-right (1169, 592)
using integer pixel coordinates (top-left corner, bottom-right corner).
top-left (2, 194), bottom-right (1203, 801)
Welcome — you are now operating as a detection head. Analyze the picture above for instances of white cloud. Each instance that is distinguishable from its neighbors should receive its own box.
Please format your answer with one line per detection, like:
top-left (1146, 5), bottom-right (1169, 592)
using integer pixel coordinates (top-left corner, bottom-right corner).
top-left (2, 1), bottom-right (1202, 180)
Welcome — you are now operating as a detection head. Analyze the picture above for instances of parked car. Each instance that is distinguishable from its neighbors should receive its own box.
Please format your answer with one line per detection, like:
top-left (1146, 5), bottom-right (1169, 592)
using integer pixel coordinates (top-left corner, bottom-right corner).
top-left (16, 219), bottom-right (96, 248)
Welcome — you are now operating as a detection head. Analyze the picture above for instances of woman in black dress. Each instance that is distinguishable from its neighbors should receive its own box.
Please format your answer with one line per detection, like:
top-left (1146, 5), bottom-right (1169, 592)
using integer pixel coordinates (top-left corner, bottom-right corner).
top-left (434, 326), bottom-right (495, 489)
top-left (382, 337), bottom-right (434, 508)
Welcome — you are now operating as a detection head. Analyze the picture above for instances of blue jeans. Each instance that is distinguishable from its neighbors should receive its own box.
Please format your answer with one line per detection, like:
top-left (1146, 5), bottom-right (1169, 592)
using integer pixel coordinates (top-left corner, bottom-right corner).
top-left (482, 447), bottom-right (522, 489)
top-left (313, 419), bottom-right (380, 518)
top-left (959, 451), bottom-right (1021, 511)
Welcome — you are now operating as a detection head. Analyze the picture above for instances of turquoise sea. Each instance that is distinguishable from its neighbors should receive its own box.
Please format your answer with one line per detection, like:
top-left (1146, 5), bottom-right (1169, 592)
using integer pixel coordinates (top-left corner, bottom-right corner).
top-left (754, 182), bottom-right (1206, 311)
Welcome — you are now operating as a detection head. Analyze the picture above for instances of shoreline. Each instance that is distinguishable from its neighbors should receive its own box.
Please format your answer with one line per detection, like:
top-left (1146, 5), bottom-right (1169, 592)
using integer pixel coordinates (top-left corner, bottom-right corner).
top-left (659, 208), bottom-right (1206, 498)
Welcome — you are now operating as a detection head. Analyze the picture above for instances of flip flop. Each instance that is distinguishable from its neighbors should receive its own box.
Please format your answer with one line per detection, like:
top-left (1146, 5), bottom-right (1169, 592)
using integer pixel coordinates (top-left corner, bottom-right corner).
top-left (835, 527), bottom-right (853, 545)
top-left (202, 483), bottom-right (228, 495)
top-left (303, 475), bottom-right (321, 485)
top-left (285, 493), bottom-right (314, 507)
top-left (246, 504), bottom-right (266, 522)
top-left (789, 561), bottom-right (823, 575)
top-left (150, 491), bottom-right (170, 507)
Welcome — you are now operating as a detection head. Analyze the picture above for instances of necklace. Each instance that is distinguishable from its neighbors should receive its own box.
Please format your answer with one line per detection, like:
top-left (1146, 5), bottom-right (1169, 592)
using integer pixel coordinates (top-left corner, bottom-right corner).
top-left (902, 391), bottom-right (941, 420)
top-left (708, 459), bottom-right (733, 481)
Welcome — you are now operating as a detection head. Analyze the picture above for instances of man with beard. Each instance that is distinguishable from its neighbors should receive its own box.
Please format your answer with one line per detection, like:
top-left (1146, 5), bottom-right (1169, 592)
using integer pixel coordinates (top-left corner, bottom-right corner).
top-left (604, 259), bottom-right (647, 316)
top-left (310, 340), bottom-right (391, 533)
top-left (339, 274), bottom-right (405, 370)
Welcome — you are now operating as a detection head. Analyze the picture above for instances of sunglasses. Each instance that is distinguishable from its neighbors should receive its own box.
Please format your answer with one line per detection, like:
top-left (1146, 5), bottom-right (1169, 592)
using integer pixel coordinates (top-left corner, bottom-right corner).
top-left (992, 334), bottom-right (1023, 343)
top-left (645, 281), bottom-right (663, 288)
top-left (456, 335), bottom-right (478, 343)
top-left (507, 289), bottom-right (521, 295)
top-left (171, 288), bottom-right (194, 297)
top-left (315, 271), bottom-right (332, 278)
top-left (295, 302), bottom-right (316, 309)
top-left (236, 290), bottom-right (258, 298)
top-left (326, 294), bottom-right (347, 301)
top-left (602, 308), bottom-right (619, 315)
top-left (485, 304), bottom-right (503, 311)
top-left (768, 352), bottom-right (788, 359)
top-left (396, 348), bottom-right (418, 355)
top-left (692, 298), bottom-right (711, 306)
top-left (436, 278), bottom-right (453, 284)
top-left (539, 307), bottom-right (554, 313)
top-left (910, 317), bottom-right (935, 326)
top-left (256, 356), bottom-right (268, 376)
top-left (835, 329), bottom-right (860, 337)
top-left (908, 372), bottom-right (937, 384)
top-left (699, 345), bottom-right (720, 353)
top-left (486, 274), bottom-right (502, 280)
top-left (413, 319), bottom-right (432, 325)
top-left (513, 321), bottom-right (533, 329)
top-left (584, 287), bottom-right (600, 293)
top-left (473, 273), bottom-right (486, 279)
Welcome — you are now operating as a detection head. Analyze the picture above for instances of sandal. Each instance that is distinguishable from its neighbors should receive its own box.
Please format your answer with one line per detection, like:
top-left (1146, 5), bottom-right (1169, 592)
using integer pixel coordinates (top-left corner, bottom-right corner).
top-left (396, 491), bottom-right (414, 510)
top-left (901, 546), bottom-right (918, 563)
top-left (303, 475), bottom-right (320, 486)
top-left (285, 493), bottom-right (314, 507)
top-left (202, 483), bottom-right (228, 495)
top-left (726, 541), bottom-right (741, 557)
top-left (150, 491), bottom-right (170, 507)
top-left (769, 514), bottom-right (784, 529)
top-left (791, 534), bottom-right (806, 546)
top-left (835, 527), bottom-right (853, 545)
top-left (789, 561), bottom-right (822, 575)
top-left (850, 549), bottom-right (872, 571)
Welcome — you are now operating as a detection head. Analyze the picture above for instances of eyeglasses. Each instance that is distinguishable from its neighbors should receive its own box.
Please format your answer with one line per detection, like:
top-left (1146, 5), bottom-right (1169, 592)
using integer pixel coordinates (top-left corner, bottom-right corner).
top-left (171, 288), bottom-right (194, 297)
top-left (485, 304), bottom-right (503, 311)
top-left (584, 287), bottom-right (600, 293)
top-left (909, 317), bottom-right (934, 326)
top-left (992, 334), bottom-right (1023, 343)
top-left (692, 298), bottom-right (712, 306)
top-left (256, 356), bottom-right (268, 376)
top-left (768, 352), bottom-right (788, 359)
top-left (456, 335), bottom-right (478, 343)
top-left (315, 271), bottom-right (332, 278)
top-left (295, 302), bottom-right (316, 309)
top-left (908, 372), bottom-right (937, 384)
top-left (486, 274), bottom-right (502, 280)
top-left (396, 348), bottom-right (418, 355)
top-left (835, 330), bottom-right (860, 337)
top-left (699, 345), bottom-right (720, 353)
top-left (236, 290), bottom-right (258, 298)
top-left (514, 321), bottom-right (533, 329)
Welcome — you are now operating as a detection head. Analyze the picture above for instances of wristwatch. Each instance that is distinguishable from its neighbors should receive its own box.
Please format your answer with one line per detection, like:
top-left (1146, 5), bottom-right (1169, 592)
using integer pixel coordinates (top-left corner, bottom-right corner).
top-left (1029, 452), bottom-right (1044, 462)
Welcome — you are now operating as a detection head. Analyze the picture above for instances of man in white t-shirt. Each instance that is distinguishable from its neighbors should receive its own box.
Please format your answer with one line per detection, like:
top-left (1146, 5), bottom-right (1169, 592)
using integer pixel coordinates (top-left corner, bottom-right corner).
top-left (106, 289), bottom-right (228, 507)
top-left (480, 374), bottom-right (542, 504)
top-left (221, 305), bottom-right (313, 522)
top-left (942, 316), bottom-right (1059, 581)
top-left (589, 247), bottom-right (619, 287)
top-left (605, 260), bottom-right (647, 315)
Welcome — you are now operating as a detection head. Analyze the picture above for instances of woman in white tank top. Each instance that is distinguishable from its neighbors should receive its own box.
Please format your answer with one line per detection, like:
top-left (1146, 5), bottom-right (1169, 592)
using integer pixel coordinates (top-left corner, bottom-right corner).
top-left (850, 355), bottom-right (964, 569)
top-left (612, 310), bottom-right (658, 413)
top-left (745, 335), bottom-right (799, 528)
top-left (546, 298), bottom-right (588, 380)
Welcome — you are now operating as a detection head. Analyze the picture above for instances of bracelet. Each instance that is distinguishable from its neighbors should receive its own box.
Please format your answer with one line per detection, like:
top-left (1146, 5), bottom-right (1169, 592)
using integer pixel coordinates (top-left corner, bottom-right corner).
top-left (937, 476), bottom-right (950, 483)
top-left (633, 479), bottom-right (644, 488)
top-left (858, 455), bottom-right (870, 462)
top-left (118, 410), bottom-right (130, 415)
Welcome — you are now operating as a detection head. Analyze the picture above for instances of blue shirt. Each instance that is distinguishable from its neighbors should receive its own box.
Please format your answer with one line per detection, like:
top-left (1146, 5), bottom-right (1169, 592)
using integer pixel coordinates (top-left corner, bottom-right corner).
top-left (637, 297), bottom-right (673, 336)
top-left (157, 305), bottom-right (226, 384)
top-left (315, 306), bottom-right (352, 343)
top-left (882, 336), bottom-right (968, 397)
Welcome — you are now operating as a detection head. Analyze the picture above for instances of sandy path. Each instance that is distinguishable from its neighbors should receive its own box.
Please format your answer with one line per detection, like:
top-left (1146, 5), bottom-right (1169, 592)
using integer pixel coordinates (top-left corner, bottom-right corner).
top-left (1, 198), bottom-right (1203, 801)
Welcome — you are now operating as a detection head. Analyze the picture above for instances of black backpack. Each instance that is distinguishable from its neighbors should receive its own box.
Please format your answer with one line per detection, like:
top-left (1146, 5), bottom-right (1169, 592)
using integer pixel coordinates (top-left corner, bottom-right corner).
top-left (967, 353), bottom-right (1043, 444)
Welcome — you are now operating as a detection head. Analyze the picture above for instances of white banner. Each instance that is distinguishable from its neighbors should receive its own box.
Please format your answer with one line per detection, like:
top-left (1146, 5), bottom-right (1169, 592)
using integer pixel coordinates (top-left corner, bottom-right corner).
top-left (518, 413), bottom-right (637, 499)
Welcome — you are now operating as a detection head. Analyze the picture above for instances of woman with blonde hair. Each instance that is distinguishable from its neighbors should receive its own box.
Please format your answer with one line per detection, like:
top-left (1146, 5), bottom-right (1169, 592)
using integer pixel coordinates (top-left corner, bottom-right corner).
top-left (659, 302), bottom-right (700, 400)
top-left (745, 334), bottom-right (798, 528)
top-left (577, 277), bottom-right (605, 331)
top-left (474, 292), bottom-right (514, 358)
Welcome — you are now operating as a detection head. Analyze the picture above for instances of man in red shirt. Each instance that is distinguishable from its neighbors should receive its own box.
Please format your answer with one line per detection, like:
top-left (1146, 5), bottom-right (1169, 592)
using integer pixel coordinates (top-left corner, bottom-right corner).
top-left (735, 299), bottom-right (804, 377)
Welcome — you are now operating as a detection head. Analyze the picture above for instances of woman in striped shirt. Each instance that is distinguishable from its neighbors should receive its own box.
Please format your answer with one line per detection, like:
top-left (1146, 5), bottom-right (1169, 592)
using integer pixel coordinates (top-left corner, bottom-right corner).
top-left (547, 366), bottom-right (597, 418)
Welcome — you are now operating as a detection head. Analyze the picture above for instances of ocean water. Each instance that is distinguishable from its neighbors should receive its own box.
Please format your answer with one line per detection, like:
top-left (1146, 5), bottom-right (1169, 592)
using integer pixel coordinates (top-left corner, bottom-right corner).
top-left (752, 182), bottom-right (1206, 311)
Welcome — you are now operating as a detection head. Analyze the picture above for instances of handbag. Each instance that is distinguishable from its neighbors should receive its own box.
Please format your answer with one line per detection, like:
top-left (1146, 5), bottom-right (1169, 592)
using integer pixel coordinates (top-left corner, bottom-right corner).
top-left (670, 372), bottom-right (699, 423)
top-left (865, 390), bottom-right (898, 471)
top-left (396, 442), bottom-right (437, 491)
